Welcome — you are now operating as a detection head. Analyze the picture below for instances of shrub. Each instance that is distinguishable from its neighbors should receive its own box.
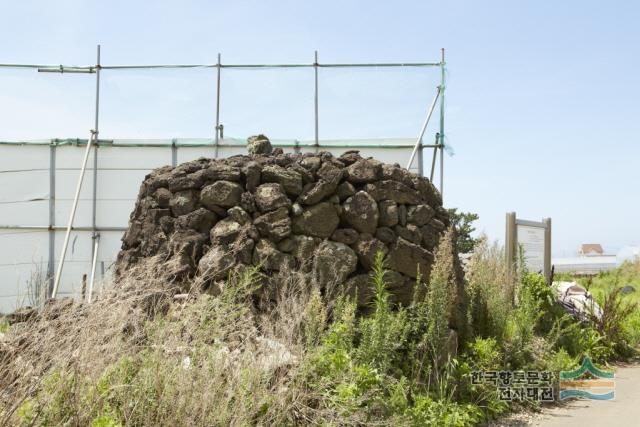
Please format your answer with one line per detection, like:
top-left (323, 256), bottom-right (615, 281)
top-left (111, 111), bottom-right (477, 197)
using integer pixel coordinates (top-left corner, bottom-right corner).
top-left (465, 237), bottom-right (512, 339)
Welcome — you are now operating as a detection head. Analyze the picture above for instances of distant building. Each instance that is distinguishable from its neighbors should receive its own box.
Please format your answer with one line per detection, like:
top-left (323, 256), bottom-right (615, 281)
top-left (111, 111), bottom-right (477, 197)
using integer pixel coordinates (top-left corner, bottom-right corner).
top-left (579, 244), bottom-right (604, 256)
top-left (553, 243), bottom-right (617, 275)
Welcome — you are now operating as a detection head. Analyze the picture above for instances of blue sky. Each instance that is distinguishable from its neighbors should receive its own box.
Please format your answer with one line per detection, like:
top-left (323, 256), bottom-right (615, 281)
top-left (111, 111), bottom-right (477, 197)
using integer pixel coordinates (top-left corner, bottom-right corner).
top-left (0, 0), bottom-right (638, 256)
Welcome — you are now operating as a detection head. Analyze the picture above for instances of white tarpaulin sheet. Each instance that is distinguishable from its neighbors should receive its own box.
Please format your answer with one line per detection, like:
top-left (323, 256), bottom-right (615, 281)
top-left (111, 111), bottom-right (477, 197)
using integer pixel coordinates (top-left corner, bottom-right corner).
top-left (0, 137), bottom-right (424, 312)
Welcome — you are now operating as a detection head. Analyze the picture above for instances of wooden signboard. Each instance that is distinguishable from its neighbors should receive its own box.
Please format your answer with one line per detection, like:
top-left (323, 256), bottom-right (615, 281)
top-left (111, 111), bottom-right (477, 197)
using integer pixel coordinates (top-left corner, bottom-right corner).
top-left (505, 212), bottom-right (552, 284)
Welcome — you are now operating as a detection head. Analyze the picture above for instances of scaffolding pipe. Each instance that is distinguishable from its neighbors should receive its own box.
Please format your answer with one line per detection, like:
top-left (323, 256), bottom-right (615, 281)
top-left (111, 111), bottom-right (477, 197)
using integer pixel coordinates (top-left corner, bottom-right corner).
top-left (89, 45), bottom-right (101, 301)
top-left (47, 144), bottom-right (56, 297)
top-left (51, 46), bottom-right (101, 299)
top-left (51, 133), bottom-right (95, 298)
top-left (430, 133), bottom-right (439, 182)
top-left (406, 86), bottom-right (441, 170)
top-left (314, 51), bottom-right (319, 149)
top-left (87, 234), bottom-right (100, 303)
top-left (1, 61), bottom-right (442, 72)
top-left (439, 48), bottom-right (445, 197)
top-left (214, 53), bottom-right (221, 158)
top-left (0, 225), bottom-right (127, 231)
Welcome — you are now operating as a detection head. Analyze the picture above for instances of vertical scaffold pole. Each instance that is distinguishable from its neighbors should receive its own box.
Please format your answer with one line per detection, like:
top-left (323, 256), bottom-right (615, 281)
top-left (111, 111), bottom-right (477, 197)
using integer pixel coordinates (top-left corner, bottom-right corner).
top-left (47, 142), bottom-right (56, 299)
top-left (417, 138), bottom-right (423, 177)
top-left (214, 53), bottom-right (221, 158)
top-left (430, 133), bottom-right (439, 182)
top-left (171, 139), bottom-right (177, 167)
top-left (51, 45), bottom-right (101, 299)
top-left (505, 212), bottom-right (517, 305)
top-left (314, 50), bottom-right (319, 151)
top-left (88, 44), bottom-right (102, 301)
top-left (439, 48), bottom-right (445, 199)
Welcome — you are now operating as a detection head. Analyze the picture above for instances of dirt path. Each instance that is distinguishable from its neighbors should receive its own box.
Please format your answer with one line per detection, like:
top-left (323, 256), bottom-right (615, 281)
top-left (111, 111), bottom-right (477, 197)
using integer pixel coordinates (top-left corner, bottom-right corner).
top-left (532, 363), bottom-right (640, 426)
top-left (489, 363), bottom-right (640, 427)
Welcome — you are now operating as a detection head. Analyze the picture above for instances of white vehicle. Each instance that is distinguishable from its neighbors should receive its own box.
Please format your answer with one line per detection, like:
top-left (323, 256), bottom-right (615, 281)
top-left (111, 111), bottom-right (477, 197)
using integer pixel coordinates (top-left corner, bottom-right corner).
top-left (552, 281), bottom-right (603, 322)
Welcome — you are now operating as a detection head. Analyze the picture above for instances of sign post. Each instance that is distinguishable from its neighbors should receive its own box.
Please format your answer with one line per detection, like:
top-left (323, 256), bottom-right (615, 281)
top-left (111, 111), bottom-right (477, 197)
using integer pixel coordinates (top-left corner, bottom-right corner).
top-left (506, 212), bottom-right (552, 285)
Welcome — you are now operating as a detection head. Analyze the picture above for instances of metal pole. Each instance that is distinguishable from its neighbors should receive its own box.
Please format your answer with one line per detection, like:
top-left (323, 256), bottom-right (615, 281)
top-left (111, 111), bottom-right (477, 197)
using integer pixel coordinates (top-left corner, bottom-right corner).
top-left (505, 212), bottom-right (517, 305)
top-left (87, 235), bottom-right (99, 302)
top-left (430, 133), bottom-right (439, 182)
top-left (51, 45), bottom-right (101, 299)
top-left (89, 45), bottom-right (101, 298)
top-left (47, 142), bottom-right (56, 298)
top-left (214, 53), bottom-right (221, 158)
top-left (314, 51), bottom-right (319, 151)
top-left (440, 138), bottom-right (444, 195)
top-left (543, 218), bottom-right (552, 284)
top-left (406, 86), bottom-right (441, 170)
top-left (439, 48), bottom-right (445, 198)
top-left (171, 139), bottom-right (177, 167)
top-left (52, 138), bottom-right (95, 297)
top-left (417, 138), bottom-right (423, 177)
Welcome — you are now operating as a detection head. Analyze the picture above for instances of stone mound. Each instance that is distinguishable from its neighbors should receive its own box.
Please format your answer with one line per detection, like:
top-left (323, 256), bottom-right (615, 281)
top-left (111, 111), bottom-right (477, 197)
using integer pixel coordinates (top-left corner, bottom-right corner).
top-left (116, 136), bottom-right (450, 307)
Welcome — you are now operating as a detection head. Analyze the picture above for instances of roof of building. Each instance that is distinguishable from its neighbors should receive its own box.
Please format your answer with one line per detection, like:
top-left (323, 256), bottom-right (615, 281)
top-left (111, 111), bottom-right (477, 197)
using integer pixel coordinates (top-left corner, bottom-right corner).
top-left (579, 243), bottom-right (604, 256)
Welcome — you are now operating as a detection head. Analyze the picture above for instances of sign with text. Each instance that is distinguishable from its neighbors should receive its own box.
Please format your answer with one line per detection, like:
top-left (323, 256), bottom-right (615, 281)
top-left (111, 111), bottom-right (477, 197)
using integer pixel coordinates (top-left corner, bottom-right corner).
top-left (505, 213), bottom-right (551, 283)
top-left (517, 224), bottom-right (545, 273)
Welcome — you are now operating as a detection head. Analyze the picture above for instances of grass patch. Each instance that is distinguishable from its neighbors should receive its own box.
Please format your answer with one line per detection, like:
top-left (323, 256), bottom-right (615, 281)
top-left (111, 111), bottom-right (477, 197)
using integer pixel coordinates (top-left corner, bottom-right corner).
top-left (1, 236), bottom-right (638, 426)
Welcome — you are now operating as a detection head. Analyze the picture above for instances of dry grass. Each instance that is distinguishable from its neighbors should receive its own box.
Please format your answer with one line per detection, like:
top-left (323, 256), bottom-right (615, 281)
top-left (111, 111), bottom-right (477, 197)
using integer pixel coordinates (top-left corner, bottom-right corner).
top-left (0, 256), bottom-right (338, 426)
top-left (465, 236), bottom-right (512, 339)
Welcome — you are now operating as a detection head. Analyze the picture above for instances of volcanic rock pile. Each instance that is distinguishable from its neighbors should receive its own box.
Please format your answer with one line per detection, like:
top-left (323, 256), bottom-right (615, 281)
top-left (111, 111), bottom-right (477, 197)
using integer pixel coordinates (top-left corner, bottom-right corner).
top-left (116, 135), bottom-right (450, 307)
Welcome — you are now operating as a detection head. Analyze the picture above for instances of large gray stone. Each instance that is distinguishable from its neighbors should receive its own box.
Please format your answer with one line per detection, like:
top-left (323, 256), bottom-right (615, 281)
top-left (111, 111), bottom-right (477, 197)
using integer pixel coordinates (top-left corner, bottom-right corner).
top-left (345, 159), bottom-right (382, 183)
top-left (168, 175), bottom-right (200, 192)
top-left (364, 180), bottom-right (420, 205)
top-left (381, 164), bottom-right (414, 188)
top-left (261, 165), bottom-right (303, 196)
top-left (175, 208), bottom-right (217, 233)
top-left (227, 206), bottom-right (251, 225)
top-left (375, 227), bottom-right (396, 244)
top-left (342, 191), bottom-right (379, 234)
top-left (193, 164), bottom-right (242, 183)
top-left (292, 202), bottom-right (339, 238)
top-left (352, 234), bottom-right (388, 271)
top-left (387, 237), bottom-right (434, 279)
top-left (419, 224), bottom-right (441, 250)
top-left (210, 219), bottom-right (242, 245)
top-left (201, 181), bottom-right (243, 209)
top-left (240, 192), bottom-right (256, 213)
top-left (198, 245), bottom-right (237, 280)
top-left (254, 207), bottom-right (291, 242)
top-left (394, 224), bottom-right (422, 245)
top-left (331, 228), bottom-right (359, 245)
top-left (299, 180), bottom-right (338, 205)
top-left (378, 200), bottom-right (399, 227)
top-left (253, 239), bottom-right (293, 271)
top-left (242, 161), bottom-right (261, 192)
top-left (167, 229), bottom-right (208, 277)
top-left (300, 156), bottom-right (321, 172)
top-left (336, 181), bottom-right (356, 201)
top-left (411, 176), bottom-right (441, 207)
top-left (407, 204), bottom-right (436, 226)
top-left (429, 217), bottom-right (446, 232)
top-left (154, 187), bottom-right (172, 208)
top-left (247, 134), bottom-right (273, 155)
top-left (254, 183), bottom-right (292, 212)
top-left (313, 241), bottom-right (357, 286)
top-left (169, 190), bottom-right (198, 216)
top-left (316, 161), bottom-right (344, 183)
